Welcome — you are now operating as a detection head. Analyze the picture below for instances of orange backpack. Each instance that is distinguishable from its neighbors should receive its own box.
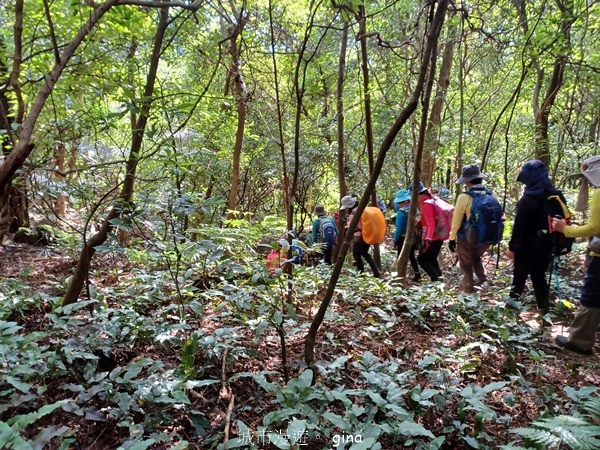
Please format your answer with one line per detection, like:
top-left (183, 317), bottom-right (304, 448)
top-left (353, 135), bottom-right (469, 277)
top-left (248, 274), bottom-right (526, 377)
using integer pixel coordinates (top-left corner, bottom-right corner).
top-left (361, 206), bottom-right (386, 244)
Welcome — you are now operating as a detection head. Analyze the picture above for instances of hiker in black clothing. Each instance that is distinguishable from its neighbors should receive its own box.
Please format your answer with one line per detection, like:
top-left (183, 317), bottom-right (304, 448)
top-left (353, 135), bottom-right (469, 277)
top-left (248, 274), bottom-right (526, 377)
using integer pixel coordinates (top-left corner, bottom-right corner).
top-left (506, 160), bottom-right (567, 313)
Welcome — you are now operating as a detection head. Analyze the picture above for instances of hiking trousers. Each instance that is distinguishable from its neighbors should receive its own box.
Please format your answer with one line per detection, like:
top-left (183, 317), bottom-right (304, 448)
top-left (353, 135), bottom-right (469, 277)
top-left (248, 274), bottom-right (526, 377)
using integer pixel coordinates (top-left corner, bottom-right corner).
top-left (353, 238), bottom-right (381, 278)
top-left (417, 240), bottom-right (443, 281)
top-left (510, 250), bottom-right (551, 309)
top-left (456, 238), bottom-right (489, 293)
top-left (568, 256), bottom-right (600, 351)
top-left (317, 243), bottom-right (333, 265)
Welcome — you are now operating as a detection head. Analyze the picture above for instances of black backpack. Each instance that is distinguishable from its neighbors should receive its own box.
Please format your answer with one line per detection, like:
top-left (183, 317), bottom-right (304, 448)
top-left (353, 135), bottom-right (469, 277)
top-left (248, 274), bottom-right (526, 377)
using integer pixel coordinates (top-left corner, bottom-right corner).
top-left (542, 195), bottom-right (574, 256)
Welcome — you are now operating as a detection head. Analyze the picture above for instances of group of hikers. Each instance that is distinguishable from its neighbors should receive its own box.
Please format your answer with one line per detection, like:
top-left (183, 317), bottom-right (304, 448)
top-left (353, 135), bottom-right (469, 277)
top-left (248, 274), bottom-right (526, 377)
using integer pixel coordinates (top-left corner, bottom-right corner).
top-left (268, 156), bottom-right (600, 355)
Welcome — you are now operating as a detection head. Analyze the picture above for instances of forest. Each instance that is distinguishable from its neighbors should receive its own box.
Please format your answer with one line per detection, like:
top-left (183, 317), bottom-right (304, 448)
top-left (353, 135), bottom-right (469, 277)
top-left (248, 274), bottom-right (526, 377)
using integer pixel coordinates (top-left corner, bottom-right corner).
top-left (0, 0), bottom-right (599, 448)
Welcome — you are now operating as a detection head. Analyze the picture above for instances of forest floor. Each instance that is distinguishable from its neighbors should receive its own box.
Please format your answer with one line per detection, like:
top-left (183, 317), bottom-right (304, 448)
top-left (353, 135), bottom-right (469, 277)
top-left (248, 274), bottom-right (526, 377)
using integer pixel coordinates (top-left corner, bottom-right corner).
top-left (1, 239), bottom-right (599, 449)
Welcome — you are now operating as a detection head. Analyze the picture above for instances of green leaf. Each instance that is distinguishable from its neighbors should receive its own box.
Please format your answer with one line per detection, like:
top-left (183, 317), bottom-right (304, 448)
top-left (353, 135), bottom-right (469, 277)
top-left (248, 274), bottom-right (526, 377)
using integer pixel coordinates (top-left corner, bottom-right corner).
top-left (5, 375), bottom-right (32, 393)
top-left (119, 439), bottom-right (157, 450)
top-left (349, 437), bottom-right (378, 450)
top-left (295, 370), bottom-right (313, 390)
top-left (395, 420), bottom-right (435, 439)
top-left (287, 419), bottom-right (306, 445)
top-left (263, 409), bottom-right (298, 427)
top-left (171, 390), bottom-right (191, 404)
top-left (267, 431), bottom-right (289, 449)
top-left (0, 422), bottom-right (17, 444)
top-left (322, 412), bottom-right (351, 432)
top-left (7, 400), bottom-right (71, 431)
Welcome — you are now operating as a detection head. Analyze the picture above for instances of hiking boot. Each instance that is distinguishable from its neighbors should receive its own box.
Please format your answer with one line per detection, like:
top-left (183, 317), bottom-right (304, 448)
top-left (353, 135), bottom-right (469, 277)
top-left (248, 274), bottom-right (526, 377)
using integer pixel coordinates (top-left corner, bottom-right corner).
top-left (555, 335), bottom-right (592, 355)
top-left (411, 273), bottom-right (421, 282)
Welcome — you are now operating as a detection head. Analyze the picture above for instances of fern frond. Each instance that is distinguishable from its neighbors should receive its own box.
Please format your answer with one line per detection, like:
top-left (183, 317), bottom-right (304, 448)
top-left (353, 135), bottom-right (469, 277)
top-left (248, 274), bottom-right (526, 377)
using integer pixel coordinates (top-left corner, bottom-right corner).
top-left (511, 415), bottom-right (600, 450)
top-left (582, 397), bottom-right (600, 418)
top-left (511, 428), bottom-right (559, 448)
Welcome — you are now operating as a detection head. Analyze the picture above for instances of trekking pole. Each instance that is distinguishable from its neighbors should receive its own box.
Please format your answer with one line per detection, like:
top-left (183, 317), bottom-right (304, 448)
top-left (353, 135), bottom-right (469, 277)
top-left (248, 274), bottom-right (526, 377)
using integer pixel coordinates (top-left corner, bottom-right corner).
top-left (553, 257), bottom-right (563, 314)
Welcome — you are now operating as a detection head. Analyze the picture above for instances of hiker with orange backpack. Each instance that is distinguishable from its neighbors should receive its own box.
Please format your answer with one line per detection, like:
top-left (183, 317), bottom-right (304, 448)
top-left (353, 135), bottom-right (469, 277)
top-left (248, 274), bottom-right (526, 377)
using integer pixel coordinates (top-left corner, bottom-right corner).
top-left (410, 182), bottom-right (450, 282)
top-left (340, 195), bottom-right (382, 278)
top-left (506, 160), bottom-right (568, 314)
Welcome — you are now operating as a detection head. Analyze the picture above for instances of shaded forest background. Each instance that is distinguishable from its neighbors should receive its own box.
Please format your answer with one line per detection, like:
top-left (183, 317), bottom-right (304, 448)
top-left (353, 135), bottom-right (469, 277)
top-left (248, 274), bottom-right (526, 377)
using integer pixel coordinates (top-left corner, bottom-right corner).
top-left (0, 0), bottom-right (599, 449)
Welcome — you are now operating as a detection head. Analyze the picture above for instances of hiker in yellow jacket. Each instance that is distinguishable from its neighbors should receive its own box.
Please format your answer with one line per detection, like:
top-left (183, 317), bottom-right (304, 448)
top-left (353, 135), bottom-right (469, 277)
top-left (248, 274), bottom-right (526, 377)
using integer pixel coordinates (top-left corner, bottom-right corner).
top-left (553, 156), bottom-right (600, 355)
top-left (448, 165), bottom-right (492, 294)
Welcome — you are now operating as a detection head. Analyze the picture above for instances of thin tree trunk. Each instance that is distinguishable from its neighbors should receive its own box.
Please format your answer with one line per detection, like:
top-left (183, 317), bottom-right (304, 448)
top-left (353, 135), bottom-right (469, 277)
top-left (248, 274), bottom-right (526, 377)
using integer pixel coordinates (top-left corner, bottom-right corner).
top-left (333, 21), bottom-right (349, 263)
top-left (422, 19), bottom-right (456, 186)
top-left (396, 7), bottom-right (442, 280)
top-left (225, 10), bottom-right (249, 218)
top-left (357, 5), bottom-right (382, 268)
top-left (512, 0), bottom-right (574, 167)
top-left (54, 143), bottom-right (66, 216)
top-left (306, 0), bottom-right (449, 369)
top-left (63, 6), bottom-right (170, 306)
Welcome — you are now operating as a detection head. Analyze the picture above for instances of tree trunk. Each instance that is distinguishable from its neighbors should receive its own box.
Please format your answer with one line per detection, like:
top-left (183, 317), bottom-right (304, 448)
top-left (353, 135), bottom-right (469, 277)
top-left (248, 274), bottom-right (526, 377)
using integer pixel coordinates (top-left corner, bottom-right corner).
top-left (63, 6), bottom-right (170, 306)
top-left (54, 143), bottom-right (67, 216)
top-left (357, 5), bottom-right (382, 268)
top-left (0, 0), bottom-right (119, 193)
top-left (333, 21), bottom-right (349, 263)
top-left (396, 7), bottom-right (442, 281)
top-left (422, 19), bottom-right (456, 186)
top-left (306, 0), bottom-right (449, 369)
top-left (226, 11), bottom-right (249, 220)
top-left (512, 0), bottom-right (574, 167)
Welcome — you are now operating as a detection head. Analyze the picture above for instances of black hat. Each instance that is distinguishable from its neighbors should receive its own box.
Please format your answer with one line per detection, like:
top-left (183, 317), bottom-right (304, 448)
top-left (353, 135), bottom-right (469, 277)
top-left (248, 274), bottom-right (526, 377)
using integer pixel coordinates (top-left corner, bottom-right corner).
top-left (456, 164), bottom-right (486, 184)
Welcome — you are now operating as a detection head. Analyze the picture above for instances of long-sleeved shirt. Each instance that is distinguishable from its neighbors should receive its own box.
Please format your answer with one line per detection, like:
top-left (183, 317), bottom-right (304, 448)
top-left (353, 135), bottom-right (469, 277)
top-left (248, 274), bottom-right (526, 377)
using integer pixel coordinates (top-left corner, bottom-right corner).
top-left (394, 207), bottom-right (409, 243)
top-left (450, 193), bottom-right (472, 241)
top-left (449, 185), bottom-right (493, 241)
top-left (564, 188), bottom-right (600, 257)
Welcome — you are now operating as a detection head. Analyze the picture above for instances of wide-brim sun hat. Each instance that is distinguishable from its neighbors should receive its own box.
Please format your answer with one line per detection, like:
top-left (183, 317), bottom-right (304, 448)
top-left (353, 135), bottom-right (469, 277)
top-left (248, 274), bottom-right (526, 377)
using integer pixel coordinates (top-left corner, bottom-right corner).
top-left (570, 155), bottom-right (600, 212)
top-left (577, 155), bottom-right (600, 187)
top-left (408, 181), bottom-right (427, 194)
top-left (340, 195), bottom-right (357, 210)
top-left (394, 189), bottom-right (411, 203)
top-left (313, 205), bottom-right (326, 215)
top-left (456, 164), bottom-right (487, 184)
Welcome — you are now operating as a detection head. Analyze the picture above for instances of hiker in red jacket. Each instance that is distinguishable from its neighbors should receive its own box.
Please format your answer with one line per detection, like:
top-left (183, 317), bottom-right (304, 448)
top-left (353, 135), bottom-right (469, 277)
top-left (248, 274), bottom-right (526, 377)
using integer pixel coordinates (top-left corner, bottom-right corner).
top-left (410, 182), bottom-right (444, 282)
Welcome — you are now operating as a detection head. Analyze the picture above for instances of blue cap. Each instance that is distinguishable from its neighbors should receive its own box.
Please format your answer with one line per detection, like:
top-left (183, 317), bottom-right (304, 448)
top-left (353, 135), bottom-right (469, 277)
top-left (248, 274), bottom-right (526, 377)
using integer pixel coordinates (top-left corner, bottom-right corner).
top-left (408, 181), bottom-right (427, 194)
top-left (394, 189), bottom-right (411, 203)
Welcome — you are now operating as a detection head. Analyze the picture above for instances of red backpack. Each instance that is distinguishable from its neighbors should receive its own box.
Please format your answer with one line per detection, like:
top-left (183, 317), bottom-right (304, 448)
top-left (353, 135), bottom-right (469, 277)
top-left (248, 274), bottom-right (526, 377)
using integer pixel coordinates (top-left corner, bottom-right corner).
top-left (266, 249), bottom-right (281, 274)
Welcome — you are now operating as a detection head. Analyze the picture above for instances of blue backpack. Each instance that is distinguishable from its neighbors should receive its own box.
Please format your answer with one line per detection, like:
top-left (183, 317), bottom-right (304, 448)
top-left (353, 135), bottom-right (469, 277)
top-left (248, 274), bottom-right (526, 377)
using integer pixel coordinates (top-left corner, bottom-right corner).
top-left (319, 217), bottom-right (337, 246)
top-left (291, 244), bottom-right (304, 264)
top-left (462, 188), bottom-right (504, 246)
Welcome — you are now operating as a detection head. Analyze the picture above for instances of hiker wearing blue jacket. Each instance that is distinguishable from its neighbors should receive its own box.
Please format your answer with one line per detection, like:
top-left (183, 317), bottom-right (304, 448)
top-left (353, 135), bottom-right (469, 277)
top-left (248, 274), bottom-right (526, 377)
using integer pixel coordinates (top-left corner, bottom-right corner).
top-left (506, 160), bottom-right (567, 313)
top-left (393, 189), bottom-right (421, 281)
top-left (311, 205), bottom-right (338, 265)
top-left (449, 165), bottom-right (493, 294)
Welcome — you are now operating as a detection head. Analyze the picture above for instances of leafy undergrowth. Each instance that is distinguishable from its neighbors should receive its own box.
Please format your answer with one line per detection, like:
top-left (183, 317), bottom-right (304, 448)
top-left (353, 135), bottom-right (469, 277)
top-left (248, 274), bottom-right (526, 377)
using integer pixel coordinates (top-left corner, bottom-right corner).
top-left (0, 232), bottom-right (599, 450)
